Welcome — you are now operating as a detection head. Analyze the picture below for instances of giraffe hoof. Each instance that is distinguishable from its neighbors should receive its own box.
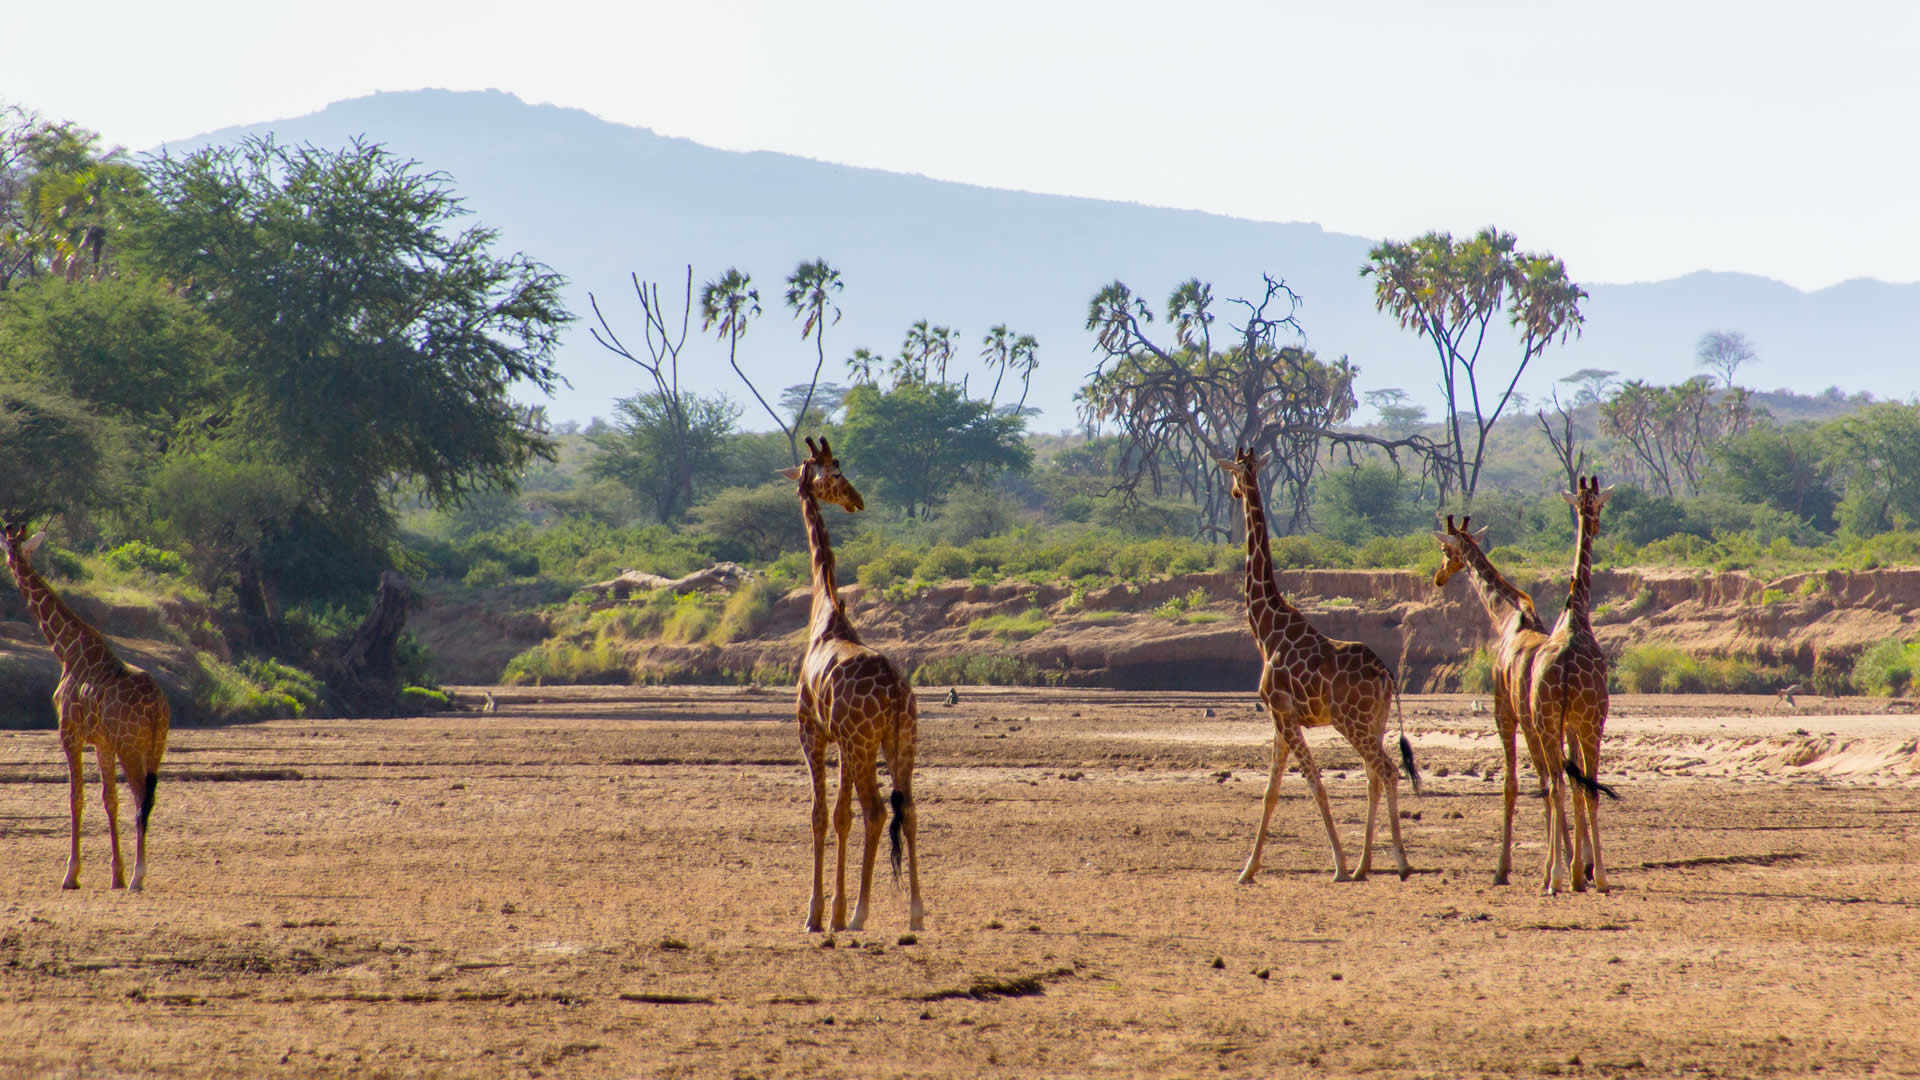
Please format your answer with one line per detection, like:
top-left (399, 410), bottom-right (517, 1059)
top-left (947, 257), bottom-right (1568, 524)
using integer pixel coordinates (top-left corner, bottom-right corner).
top-left (1235, 871), bottom-right (1258, 885)
top-left (1398, 867), bottom-right (1412, 881)
top-left (1332, 872), bottom-right (1354, 883)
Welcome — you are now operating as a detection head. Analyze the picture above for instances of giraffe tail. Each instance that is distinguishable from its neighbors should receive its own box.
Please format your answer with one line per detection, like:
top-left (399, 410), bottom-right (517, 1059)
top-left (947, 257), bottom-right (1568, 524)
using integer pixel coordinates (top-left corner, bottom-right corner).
top-left (1394, 687), bottom-right (1422, 795)
top-left (888, 789), bottom-right (908, 882)
top-left (138, 768), bottom-right (158, 826)
top-left (1563, 757), bottom-right (1620, 800)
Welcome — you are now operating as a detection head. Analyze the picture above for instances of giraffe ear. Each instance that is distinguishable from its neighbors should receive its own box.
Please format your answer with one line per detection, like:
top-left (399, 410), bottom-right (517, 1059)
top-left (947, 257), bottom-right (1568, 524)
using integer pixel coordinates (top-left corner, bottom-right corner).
top-left (1215, 458), bottom-right (1237, 473)
top-left (23, 531), bottom-right (46, 555)
top-left (1433, 530), bottom-right (1455, 545)
top-left (1595, 483), bottom-right (1616, 506)
top-left (1560, 490), bottom-right (1579, 506)
top-left (777, 466), bottom-right (805, 482)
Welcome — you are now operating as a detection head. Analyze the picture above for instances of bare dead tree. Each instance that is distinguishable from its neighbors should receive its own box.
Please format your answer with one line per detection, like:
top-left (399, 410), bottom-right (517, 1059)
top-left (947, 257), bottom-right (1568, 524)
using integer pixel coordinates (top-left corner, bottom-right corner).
top-left (1538, 392), bottom-right (1589, 528)
top-left (588, 266), bottom-right (699, 519)
top-left (1079, 274), bottom-right (1444, 537)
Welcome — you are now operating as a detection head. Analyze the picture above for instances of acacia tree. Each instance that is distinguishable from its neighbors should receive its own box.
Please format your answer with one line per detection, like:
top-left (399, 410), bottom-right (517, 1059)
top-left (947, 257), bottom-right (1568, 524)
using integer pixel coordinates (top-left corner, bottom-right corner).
top-left (1361, 227), bottom-right (1587, 505)
top-left (780, 258), bottom-right (842, 464)
top-left (1079, 275), bottom-right (1440, 536)
top-left (130, 135), bottom-right (568, 609)
top-left (1695, 329), bottom-right (1757, 388)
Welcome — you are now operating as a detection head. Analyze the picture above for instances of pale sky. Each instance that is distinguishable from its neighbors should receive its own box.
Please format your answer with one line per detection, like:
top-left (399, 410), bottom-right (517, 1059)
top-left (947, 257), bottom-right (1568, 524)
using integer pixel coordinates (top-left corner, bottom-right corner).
top-left (13, 0), bottom-right (1918, 292)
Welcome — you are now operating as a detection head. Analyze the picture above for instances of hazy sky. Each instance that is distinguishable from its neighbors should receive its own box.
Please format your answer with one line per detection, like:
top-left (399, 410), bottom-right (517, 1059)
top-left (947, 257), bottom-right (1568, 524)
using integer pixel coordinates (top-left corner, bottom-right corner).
top-left (14, 0), bottom-right (1918, 291)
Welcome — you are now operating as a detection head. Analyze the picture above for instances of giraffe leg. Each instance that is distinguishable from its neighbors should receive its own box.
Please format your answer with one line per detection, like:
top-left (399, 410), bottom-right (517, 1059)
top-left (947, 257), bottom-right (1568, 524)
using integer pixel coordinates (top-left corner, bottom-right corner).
top-left (799, 704), bottom-right (829, 933)
top-left (1576, 725), bottom-right (1609, 893)
top-left (847, 764), bottom-right (884, 932)
top-left (96, 745), bottom-right (126, 890)
top-left (829, 754), bottom-right (855, 932)
top-left (888, 714), bottom-right (925, 931)
top-left (60, 731), bottom-right (83, 890)
top-left (1282, 722), bottom-right (1351, 882)
top-left (1373, 728), bottom-right (1413, 881)
top-left (122, 757), bottom-right (151, 893)
top-left (1236, 724), bottom-right (1292, 884)
top-left (1494, 707), bottom-right (1519, 886)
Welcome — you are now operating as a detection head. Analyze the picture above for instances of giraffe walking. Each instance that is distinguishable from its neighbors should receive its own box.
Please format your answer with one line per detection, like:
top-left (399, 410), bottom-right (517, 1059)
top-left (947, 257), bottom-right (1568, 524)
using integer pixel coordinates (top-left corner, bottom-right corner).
top-left (1531, 476), bottom-right (1619, 894)
top-left (783, 438), bottom-right (924, 931)
top-left (1219, 450), bottom-right (1416, 883)
top-left (1432, 514), bottom-right (1558, 885)
top-left (3, 523), bottom-right (170, 891)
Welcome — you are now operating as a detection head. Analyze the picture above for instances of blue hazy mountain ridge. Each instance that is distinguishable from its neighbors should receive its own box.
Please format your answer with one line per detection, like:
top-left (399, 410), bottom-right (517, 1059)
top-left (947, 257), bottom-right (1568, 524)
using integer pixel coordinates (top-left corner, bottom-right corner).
top-left (170, 88), bottom-right (1918, 431)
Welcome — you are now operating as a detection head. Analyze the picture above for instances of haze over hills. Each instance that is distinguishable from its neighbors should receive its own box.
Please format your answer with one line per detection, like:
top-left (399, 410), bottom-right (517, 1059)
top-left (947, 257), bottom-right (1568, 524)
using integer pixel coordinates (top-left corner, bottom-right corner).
top-left (173, 89), bottom-right (1920, 432)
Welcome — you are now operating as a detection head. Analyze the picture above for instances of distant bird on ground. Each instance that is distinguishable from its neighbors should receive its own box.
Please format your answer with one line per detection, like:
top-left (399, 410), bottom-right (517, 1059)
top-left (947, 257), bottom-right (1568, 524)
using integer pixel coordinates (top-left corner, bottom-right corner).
top-left (944, 688), bottom-right (959, 707)
top-left (1471, 699), bottom-right (1487, 715)
top-left (482, 691), bottom-right (497, 713)
top-left (1203, 708), bottom-right (1216, 718)
top-left (1776, 684), bottom-right (1800, 708)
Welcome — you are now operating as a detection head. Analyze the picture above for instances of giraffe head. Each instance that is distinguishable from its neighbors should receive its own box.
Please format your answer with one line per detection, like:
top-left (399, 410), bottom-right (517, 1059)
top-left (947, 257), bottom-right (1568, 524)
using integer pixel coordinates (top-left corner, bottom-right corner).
top-left (1, 521), bottom-right (46, 567)
top-left (1561, 474), bottom-right (1614, 543)
top-left (779, 436), bottom-right (866, 513)
top-left (1431, 514), bottom-right (1490, 588)
top-left (1214, 447), bottom-right (1265, 502)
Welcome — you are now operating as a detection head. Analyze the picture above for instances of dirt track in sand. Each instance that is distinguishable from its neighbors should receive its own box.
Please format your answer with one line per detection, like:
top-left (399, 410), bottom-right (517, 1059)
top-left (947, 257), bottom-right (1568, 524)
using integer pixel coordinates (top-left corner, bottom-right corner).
top-left (2, 688), bottom-right (1917, 1078)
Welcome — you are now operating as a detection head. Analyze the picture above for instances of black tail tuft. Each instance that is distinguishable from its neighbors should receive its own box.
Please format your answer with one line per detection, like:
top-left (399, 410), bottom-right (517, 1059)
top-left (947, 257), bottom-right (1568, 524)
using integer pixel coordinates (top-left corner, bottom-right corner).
top-left (139, 771), bottom-right (159, 831)
top-left (1399, 735), bottom-right (1422, 796)
top-left (888, 789), bottom-right (908, 882)
top-left (1563, 757), bottom-right (1621, 800)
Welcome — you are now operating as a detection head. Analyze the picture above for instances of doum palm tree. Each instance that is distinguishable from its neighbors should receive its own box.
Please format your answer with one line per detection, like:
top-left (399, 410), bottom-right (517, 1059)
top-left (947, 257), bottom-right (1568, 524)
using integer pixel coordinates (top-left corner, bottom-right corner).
top-left (783, 259), bottom-right (843, 464)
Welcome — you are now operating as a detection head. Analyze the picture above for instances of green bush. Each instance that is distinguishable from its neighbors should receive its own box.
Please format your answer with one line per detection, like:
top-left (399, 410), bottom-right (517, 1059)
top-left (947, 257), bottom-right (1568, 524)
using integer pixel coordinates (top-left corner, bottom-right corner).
top-left (1612, 643), bottom-right (1787, 694)
top-left (104, 540), bottom-right (188, 578)
top-left (711, 580), bottom-right (775, 644)
top-left (399, 686), bottom-right (451, 713)
top-left (1851, 637), bottom-right (1919, 696)
top-left (916, 544), bottom-right (972, 582)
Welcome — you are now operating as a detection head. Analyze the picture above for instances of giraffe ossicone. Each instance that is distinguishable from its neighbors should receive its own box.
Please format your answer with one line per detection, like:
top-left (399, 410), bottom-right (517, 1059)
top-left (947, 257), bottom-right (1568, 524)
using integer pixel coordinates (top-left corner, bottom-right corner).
top-left (3, 522), bottom-right (171, 892)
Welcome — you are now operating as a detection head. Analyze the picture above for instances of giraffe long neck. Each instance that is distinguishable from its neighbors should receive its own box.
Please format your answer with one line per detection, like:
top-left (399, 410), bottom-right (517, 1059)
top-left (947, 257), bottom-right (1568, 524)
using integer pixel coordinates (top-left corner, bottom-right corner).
top-left (1237, 483), bottom-right (1308, 648)
top-left (4, 546), bottom-right (120, 676)
top-left (799, 490), bottom-right (860, 646)
top-left (1565, 506), bottom-right (1598, 633)
top-left (1462, 547), bottom-right (1539, 633)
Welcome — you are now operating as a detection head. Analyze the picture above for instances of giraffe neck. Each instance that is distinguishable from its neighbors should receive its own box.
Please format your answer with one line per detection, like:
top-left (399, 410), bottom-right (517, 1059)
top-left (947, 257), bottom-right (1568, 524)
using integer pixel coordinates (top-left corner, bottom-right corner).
top-left (1237, 483), bottom-right (1310, 650)
top-left (1461, 547), bottom-right (1540, 633)
top-left (1565, 506), bottom-right (1598, 633)
top-left (799, 489), bottom-right (860, 646)
top-left (4, 544), bottom-right (121, 677)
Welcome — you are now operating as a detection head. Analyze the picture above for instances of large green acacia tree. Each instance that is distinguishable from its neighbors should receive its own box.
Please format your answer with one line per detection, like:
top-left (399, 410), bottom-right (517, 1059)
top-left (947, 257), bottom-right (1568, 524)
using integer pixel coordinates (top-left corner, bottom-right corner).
top-left (836, 380), bottom-right (1030, 519)
top-left (127, 135), bottom-right (569, 607)
top-left (1362, 227), bottom-right (1586, 505)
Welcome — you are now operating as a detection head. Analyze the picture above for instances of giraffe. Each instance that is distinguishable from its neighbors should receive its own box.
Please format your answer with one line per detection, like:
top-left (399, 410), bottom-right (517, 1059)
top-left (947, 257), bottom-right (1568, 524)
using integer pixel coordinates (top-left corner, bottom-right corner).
top-left (781, 437), bottom-right (924, 932)
top-left (1432, 513), bottom-right (1558, 885)
top-left (2, 522), bottom-right (170, 891)
top-left (1530, 475), bottom-right (1618, 894)
top-left (1218, 449), bottom-right (1415, 884)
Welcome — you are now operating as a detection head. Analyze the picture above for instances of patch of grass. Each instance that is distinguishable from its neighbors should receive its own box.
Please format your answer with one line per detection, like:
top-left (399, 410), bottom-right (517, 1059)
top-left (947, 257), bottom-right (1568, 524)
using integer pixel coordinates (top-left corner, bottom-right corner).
top-left (1180, 611), bottom-right (1224, 624)
top-left (500, 638), bottom-right (631, 686)
top-left (710, 580), bottom-right (775, 645)
top-left (1073, 610), bottom-right (1126, 623)
top-left (1759, 587), bottom-right (1787, 606)
top-left (1459, 647), bottom-right (1494, 694)
top-left (913, 654), bottom-right (1062, 686)
top-left (659, 593), bottom-right (719, 645)
top-left (969, 609), bottom-right (1050, 641)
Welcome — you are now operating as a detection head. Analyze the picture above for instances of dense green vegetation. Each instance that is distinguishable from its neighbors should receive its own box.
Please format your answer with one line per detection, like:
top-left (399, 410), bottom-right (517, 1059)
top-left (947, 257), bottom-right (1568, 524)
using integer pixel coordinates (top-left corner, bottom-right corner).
top-left (5, 104), bottom-right (1919, 704)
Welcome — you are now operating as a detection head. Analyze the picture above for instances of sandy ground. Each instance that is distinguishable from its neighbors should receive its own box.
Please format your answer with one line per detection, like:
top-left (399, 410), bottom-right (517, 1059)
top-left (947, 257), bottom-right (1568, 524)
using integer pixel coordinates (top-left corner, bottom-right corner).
top-left (1, 687), bottom-right (1917, 1079)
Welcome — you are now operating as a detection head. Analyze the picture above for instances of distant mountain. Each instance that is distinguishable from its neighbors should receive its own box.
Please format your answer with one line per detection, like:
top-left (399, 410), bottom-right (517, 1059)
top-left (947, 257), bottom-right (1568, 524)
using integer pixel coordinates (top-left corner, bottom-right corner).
top-left (171, 89), bottom-right (1920, 432)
